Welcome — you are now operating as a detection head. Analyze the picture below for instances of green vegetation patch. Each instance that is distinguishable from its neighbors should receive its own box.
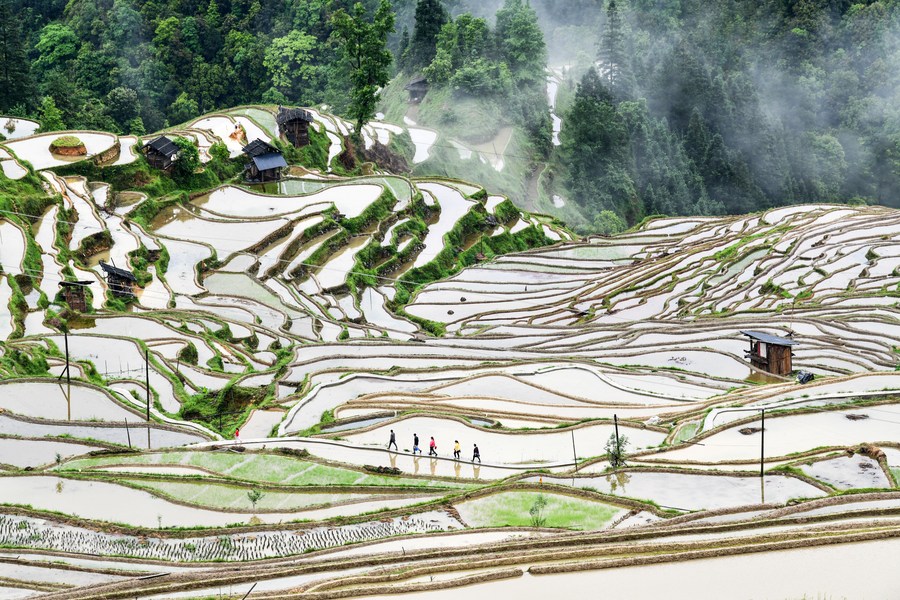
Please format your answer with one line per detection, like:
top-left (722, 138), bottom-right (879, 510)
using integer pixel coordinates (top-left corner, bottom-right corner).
top-left (456, 491), bottom-right (622, 530)
top-left (49, 135), bottom-right (85, 149)
top-left (122, 479), bottom-right (375, 511)
top-left (61, 451), bottom-right (462, 488)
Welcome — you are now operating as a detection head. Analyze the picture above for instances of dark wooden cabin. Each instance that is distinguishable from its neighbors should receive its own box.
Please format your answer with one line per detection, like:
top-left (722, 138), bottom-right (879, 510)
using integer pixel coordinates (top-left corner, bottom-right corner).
top-left (405, 76), bottom-right (429, 103)
top-left (142, 136), bottom-right (178, 170)
top-left (741, 330), bottom-right (798, 376)
top-left (100, 261), bottom-right (137, 298)
top-left (277, 106), bottom-right (313, 147)
top-left (59, 280), bottom-right (91, 312)
top-left (242, 139), bottom-right (288, 182)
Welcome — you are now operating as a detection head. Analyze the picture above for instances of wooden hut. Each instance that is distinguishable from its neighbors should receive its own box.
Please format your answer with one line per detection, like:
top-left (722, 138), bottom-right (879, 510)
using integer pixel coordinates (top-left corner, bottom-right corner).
top-left (741, 330), bottom-right (797, 376)
top-left (142, 136), bottom-right (178, 170)
top-left (276, 106), bottom-right (313, 147)
top-left (405, 76), bottom-right (429, 103)
top-left (242, 139), bottom-right (288, 182)
top-left (100, 261), bottom-right (137, 298)
top-left (59, 281), bottom-right (91, 312)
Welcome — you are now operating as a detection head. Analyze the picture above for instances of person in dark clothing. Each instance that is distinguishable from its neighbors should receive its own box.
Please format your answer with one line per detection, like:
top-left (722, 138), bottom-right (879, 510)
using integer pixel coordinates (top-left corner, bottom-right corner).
top-left (413, 433), bottom-right (421, 455)
top-left (388, 429), bottom-right (397, 451)
top-left (429, 436), bottom-right (438, 456)
top-left (472, 444), bottom-right (481, 463)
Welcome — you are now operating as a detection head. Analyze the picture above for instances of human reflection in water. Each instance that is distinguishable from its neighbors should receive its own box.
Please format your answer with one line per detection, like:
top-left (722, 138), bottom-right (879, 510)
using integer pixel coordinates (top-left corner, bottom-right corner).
top-left (430, 457), bottom-right (437, 476)
top-left (454, 460), bottom-right (461, 479)
top-left (413, 454), bottom-right (421, 475)
top-left (472, 464), bottom-right (480, 480)
top-left (605, 470), bottom-right (631, 493)
top-left (389, 452), bottom-right (397, 470)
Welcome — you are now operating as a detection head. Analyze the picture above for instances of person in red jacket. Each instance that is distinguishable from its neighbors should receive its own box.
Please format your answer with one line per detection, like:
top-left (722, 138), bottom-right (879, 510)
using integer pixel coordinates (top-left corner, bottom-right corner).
top-left (429, 436), bottom-right (438, 456)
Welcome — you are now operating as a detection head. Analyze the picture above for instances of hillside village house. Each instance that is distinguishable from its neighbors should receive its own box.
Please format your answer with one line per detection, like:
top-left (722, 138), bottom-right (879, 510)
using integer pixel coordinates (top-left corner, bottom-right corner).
top-left (242, 139), bottom-right (288, 182)
top-left (276, 107), bottom-right (313, 147)
top-left (741, 330), bottom-right (797, 376)
top-left (142, 136), bottom-right (179, 171)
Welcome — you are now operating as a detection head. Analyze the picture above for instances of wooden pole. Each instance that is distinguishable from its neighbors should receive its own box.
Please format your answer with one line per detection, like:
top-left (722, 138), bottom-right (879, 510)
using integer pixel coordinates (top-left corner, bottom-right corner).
top-left (240, 583), bottom-right (257, 600)
top-left (760, 408), bottom-right (765, 478)
top-left (570, 430), bottom-right (577, 471)
top-left (145, 348), bottom-right (150, 421)
top-left (614, 413), bottom-right (621, 467)
top-left (64, 331), bottom-right (71, 421)
top-left (124, 417), bottom-right (132, 449)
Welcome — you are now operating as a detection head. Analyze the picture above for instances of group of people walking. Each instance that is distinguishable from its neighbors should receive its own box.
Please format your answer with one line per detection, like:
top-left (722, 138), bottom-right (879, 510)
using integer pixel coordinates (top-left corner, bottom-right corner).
top-left (388, 430), bottom-right (481, 463)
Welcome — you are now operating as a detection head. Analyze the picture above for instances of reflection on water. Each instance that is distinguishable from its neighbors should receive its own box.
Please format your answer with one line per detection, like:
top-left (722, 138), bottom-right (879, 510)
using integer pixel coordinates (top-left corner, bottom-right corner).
top-left (605, 470), bottom-right (632, 494)
top-left (149, 204), bottom-right (198, 230)
top-left (745, 371), bottom-right (786, 385)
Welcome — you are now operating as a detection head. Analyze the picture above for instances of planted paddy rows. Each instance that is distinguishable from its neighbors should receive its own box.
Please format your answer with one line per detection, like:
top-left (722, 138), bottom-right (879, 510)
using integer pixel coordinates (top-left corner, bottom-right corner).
top-left (1, 110), bottom-right (900, 596)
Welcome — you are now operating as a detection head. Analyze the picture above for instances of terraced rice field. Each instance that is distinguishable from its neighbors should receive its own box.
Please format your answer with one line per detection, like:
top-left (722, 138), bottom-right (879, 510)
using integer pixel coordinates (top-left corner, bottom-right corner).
top-left (1, 107), bottom-right (899, 598)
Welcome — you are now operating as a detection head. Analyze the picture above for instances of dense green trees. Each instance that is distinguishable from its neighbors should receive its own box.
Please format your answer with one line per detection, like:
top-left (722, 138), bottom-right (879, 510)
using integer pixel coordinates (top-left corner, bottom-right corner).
top-left (2, 0), bottom-right (899, 229)
top-left (332, 0), bottom-right (395, 134)
top-left (0, 0), bottom-right (33, 112)
top-left (1, 0), bottom-right (396, 132)
top-left (406, 0), bottom-right (447, 71)
top-left (415, 0), bottom-right (549, 151)
top-left (555, 0), bottom-right (900, 227)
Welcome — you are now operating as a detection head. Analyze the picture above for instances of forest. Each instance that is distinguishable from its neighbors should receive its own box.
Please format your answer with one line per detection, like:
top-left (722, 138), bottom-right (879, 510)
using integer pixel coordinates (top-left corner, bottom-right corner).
top-left (1, 0), bottom-right (899, 229)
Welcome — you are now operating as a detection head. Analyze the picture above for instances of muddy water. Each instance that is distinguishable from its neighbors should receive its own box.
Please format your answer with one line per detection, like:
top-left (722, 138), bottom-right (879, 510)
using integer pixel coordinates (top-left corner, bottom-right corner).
top-left (655, 405), bottom-right (900, 463)
top-left (155, 213), bottom-right (288, 259)
top-left (257, 215), bottom-right (324, 275)
top-left (0, 415), bottom-right (205, 448)
top-left (138, 266), bottom-right (171, 309)
top-left (408, 127), bottom-right (438, 163)
top-left (241, 409), bottom-right (284, 439)
top-left (4, 132), bottom-right (117, 170)
top-left (234, 116), bottom-right (270, 146)
top-left (111, 135), bottom-right (137, 166)
top-left (0, 276), bottom-right (12, 340)
top-left (195, 184), bottom-right (382, 219)
top-left (284, 229), bottom-right (340, 277)
top-left (360, 287), bottom-right (417, 335)
top-left (363, 538), bottom-right (900, 600)
top-left (156, 238), bottom-right (211, 296)
top-left (0, 219), bottom-right (26, 271)
top-left (315, 234), bottom-right (371, 290)
top-left (0, 438), bottom-right (102, 468)
top-left (527, 472), bottom-right (824, 511)
top-left (345, 415), bottom-right (666, 465)
top-left (0, 476), bottom-right (297, 527)
top-left (190, 116), bottom-right (244, 157)
top-left (203, 272), bottom-right (304, 319)
top-left (0, 158), bottom-right (26, 179)
top-left (0, 117), bottom-right (39, 140)
top-left (799, 455), bottom-right (890, 490)
top-left (0, 381), bottom-right (136, 421)
top-left (413, 183), bottom-right (475, 269)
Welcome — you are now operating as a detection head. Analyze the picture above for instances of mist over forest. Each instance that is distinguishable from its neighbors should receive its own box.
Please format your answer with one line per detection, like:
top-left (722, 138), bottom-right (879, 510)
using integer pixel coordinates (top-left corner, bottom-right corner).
top-left (1, 0), bottom-right (899, 231)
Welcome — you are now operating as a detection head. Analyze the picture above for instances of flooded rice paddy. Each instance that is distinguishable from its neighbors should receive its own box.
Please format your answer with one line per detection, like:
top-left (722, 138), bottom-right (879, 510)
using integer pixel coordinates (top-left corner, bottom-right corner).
top-left (0, 110), bottom-right (898, 598)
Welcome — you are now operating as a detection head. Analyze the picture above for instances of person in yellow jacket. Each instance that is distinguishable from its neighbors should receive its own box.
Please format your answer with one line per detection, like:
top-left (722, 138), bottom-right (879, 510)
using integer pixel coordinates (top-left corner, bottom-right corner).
top-left (453, 440), bottom-right (461, 460)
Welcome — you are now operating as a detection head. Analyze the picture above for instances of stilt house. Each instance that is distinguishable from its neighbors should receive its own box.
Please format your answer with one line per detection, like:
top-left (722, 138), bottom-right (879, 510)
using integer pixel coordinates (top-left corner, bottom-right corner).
top-left (276, 107), bottom-right (313, 147)
top-left (142, 136), bottom-right (178, 170)
top-left (242, 139), bottom-right (287, 182)
top-left (59, 281), bottom-right (91, 312)
top-left (405, 76), bottom-right (429, 103)
top-left (741, 330), bottom-right (797, 376)
top-left (100, 261), bottom-right (137, 298)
